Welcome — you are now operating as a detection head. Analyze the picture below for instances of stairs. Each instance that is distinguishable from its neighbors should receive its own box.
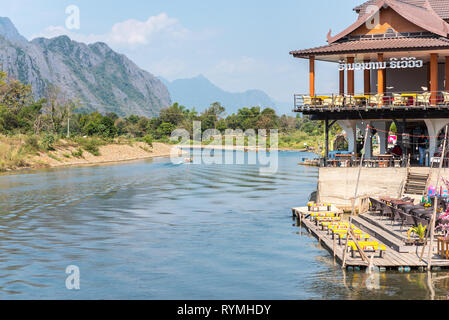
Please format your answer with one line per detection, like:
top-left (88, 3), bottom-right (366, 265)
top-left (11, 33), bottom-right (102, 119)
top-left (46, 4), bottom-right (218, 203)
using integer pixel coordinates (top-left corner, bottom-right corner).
top-left (403, 169), bottom-right (430, 196)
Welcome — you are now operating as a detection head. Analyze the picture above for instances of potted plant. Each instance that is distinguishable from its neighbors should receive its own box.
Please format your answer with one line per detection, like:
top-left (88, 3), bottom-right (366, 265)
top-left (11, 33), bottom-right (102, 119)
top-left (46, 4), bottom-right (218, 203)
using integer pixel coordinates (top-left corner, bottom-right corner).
top-left (407, 224), bottom-right (427, 246)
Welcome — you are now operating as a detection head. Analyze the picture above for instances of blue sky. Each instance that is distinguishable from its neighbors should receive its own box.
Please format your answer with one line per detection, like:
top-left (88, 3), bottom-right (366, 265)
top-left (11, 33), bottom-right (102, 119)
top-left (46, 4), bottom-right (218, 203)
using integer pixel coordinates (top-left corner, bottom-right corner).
top-left (2, 0), bottom-right (364, 102)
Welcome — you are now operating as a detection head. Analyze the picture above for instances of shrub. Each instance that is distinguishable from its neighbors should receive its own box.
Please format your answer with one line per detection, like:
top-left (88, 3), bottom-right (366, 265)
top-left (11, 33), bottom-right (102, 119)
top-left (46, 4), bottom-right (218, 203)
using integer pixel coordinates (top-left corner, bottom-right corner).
top-left (40, 133), bottom-right (55, 151)
top-left (71, 148), bottom-right (84, 158)
top-left (79, 138), bottom-right (101, 156)
top-left (24, 135), bottom-right (40, 152)
top-left (143, 134), bottom-right (153, 147)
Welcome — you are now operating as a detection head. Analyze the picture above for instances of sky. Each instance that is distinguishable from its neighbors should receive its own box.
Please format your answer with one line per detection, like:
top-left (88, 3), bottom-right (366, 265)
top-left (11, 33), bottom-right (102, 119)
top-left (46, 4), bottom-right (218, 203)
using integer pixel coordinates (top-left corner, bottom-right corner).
top-left (1, 0), bottom-right (364, 103)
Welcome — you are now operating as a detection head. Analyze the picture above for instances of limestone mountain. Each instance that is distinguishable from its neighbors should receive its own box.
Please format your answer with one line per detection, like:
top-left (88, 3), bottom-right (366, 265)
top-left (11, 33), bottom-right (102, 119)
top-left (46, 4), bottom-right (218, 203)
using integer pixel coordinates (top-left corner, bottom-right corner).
top-left (161, 75), bottom-right (291, 115)
top-left (0, 17), bottom-right (171, 117)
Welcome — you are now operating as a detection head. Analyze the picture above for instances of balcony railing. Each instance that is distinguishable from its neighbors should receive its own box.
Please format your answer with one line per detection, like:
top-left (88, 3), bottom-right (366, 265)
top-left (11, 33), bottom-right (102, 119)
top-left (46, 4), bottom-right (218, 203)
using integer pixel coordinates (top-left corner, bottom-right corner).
top-left (294, 91), bottom-right (449, 112)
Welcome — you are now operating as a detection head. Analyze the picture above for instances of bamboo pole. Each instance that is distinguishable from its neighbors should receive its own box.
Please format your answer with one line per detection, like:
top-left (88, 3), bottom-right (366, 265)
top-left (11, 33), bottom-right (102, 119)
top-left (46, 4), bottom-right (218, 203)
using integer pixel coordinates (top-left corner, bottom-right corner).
top-left (342, 125), bottom-right (371, 268)
top-left (420, 125), bottom-right (448, 268)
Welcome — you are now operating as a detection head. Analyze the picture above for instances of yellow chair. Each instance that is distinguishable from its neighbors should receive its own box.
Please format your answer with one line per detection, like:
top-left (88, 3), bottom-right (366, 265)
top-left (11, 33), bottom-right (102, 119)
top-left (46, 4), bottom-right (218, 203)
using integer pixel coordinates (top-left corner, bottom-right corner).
top-left (347, 241), bottom-right (386, 258)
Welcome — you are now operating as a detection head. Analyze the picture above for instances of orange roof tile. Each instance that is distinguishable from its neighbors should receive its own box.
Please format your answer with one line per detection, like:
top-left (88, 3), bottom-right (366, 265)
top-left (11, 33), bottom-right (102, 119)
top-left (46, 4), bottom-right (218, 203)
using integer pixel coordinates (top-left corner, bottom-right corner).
top-left (290, 37), bottom-right (449, 57)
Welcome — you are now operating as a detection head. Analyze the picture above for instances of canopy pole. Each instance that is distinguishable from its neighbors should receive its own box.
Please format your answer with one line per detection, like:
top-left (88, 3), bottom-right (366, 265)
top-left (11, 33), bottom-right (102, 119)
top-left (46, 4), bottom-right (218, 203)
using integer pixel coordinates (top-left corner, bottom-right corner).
top-left (420, 125), bottom-right (448, 268)
top-left (342, 124), bottom-right (371, 268)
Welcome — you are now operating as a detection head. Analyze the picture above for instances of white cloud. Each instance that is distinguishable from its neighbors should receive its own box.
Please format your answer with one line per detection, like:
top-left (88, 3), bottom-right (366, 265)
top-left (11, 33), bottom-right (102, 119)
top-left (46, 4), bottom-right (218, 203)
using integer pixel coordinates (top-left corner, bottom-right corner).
top-left (31, 13), bottom-right (190, 47)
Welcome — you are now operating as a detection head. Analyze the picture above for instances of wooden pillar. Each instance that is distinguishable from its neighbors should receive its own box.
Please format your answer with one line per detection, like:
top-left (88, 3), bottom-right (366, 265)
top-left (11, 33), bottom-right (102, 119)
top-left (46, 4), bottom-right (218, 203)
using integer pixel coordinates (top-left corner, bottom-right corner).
top-left (339, 69), bottom-right (345, 95)
top-left (377, 53), bottom-right (384, 95)
top-left (347, 57), bottom-right (355, 95)
top-left (309, 56), bottom-right (315, 97)
top-left (430, 53), bottom-right (439, 105)
top-left (364, 60), bottom-right (371, 95)
top-left (445, 57), bottom-right (449, 91)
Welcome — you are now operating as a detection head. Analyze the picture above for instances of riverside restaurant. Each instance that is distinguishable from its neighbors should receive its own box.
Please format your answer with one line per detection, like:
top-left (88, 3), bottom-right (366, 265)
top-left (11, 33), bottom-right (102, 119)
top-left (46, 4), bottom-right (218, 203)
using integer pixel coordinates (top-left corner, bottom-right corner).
top-left (291, 0), bottom-right (449, 168)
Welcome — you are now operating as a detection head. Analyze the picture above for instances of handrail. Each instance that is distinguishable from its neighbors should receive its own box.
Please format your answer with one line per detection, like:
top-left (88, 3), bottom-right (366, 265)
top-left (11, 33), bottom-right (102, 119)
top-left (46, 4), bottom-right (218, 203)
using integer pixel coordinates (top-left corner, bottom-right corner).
top-left (294, 90), bottom-right (449, 110)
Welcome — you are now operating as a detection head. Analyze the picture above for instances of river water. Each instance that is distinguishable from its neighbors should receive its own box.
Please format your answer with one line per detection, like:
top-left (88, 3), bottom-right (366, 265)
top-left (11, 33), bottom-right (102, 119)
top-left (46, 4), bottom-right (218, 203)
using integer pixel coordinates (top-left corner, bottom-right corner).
top-left (0, 150), bottom-right (448, 299)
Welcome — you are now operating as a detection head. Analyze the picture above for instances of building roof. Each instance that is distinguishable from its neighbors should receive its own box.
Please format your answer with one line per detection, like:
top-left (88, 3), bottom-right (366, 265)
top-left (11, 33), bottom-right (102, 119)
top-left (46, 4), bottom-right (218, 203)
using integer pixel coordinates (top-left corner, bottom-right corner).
top-left (290, 37), bottom-right (449, 57)
top-left (328, 0), bottom-right (449, 43)
top-left (355, 0), bottom-right (449, 20)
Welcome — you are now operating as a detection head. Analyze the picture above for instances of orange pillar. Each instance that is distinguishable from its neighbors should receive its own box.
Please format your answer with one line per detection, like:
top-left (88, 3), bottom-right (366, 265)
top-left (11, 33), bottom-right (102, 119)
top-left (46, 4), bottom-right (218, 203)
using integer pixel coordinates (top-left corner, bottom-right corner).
top-left (364, 60), bottom-right (371, 95)
top-left (430, 53), bottom-right (439, 105)
top-left (339, 69), bottom-right (345, 95)
top-left (377, 53), bottom-right (384, 95)
top-left (347, 57), bottom-right (355, 95)
top-left (445, 56), bottom-right (449, 92)
top-left (309, 56), bottom-right (315, 97)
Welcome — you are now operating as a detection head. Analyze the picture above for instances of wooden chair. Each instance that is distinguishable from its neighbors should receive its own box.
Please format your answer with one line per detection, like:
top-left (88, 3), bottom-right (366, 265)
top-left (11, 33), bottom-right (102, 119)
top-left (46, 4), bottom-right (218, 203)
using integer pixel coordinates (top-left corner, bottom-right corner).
top-left (322, 96), bottom-right (334, 108)
top-left (334, 95), bottom-right (344, 107)
top-left (392, 93), bottom-right (407, 106)
top-left (416, 92), bottom-right (431, 107)
top-left (302, 95), bottom-right (313, 107)
top-left (369, 93), bottom-right (384, 107)
top-left (344, 95), bottom-right (357, 107)
top-left (442, 92), bottom-right (449, 106)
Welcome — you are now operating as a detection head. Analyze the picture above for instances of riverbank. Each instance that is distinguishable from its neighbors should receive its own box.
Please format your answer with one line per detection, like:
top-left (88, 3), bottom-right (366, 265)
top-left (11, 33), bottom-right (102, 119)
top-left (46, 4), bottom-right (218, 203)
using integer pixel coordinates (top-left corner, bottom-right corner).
top-left (0, 135), bottom-right (182, 172)
top-left (179, 144), bottom-right (315, 152)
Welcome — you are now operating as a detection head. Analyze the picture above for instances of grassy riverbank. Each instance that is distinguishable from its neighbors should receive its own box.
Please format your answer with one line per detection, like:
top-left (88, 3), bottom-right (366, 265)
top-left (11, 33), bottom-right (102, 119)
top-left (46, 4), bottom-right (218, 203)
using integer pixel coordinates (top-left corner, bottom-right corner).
top-left (0, 134), bottom-right (180, 172)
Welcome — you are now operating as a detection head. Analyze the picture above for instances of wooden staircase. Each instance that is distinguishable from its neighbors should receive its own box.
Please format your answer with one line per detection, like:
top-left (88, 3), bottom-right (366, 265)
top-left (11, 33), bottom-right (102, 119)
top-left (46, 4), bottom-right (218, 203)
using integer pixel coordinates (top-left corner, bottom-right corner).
top-left (403, 169), bottom-right (430, 196)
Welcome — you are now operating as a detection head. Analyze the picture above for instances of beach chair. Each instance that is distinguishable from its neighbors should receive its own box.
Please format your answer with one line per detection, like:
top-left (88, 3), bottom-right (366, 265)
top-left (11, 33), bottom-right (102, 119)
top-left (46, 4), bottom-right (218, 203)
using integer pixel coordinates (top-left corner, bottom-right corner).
top-left (347, 241), bottom-right (387, 258)
top-left (416, 92), bottom-right (431, 107)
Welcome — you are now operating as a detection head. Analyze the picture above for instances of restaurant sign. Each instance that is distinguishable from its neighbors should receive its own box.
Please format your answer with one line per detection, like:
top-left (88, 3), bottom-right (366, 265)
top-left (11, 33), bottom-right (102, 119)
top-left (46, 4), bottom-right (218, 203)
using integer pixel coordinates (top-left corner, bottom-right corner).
top-left (339, 57), bottom-right (424, 71)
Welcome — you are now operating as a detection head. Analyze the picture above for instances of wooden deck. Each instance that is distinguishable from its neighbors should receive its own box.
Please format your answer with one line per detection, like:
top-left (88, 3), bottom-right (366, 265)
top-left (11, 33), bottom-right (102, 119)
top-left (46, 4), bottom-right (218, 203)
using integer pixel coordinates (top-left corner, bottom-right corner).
top-left (292, 207), bottom-right (449, 271)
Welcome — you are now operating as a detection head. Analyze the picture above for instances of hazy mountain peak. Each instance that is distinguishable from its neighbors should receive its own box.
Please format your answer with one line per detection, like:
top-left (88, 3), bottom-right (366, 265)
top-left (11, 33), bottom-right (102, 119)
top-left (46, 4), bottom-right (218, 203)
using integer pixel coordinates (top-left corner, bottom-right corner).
top-left (0, 17), bottom-right (27, 42)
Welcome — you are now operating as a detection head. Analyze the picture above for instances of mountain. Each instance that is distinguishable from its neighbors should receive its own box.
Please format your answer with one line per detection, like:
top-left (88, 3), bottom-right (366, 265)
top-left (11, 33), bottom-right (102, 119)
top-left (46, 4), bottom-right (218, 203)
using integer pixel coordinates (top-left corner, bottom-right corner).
top-left (161, 75), bottom-right (293, 115)
top-left (0, 18), bottom-right (171, 117)
top-left (0, 17), bottom-right (27, 42)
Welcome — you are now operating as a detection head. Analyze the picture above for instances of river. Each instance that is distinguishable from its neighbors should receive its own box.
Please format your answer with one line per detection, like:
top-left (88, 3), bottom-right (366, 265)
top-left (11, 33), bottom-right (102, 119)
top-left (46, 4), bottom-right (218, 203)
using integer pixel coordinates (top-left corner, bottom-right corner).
top-left (0, 150), bottom-right (448, 299)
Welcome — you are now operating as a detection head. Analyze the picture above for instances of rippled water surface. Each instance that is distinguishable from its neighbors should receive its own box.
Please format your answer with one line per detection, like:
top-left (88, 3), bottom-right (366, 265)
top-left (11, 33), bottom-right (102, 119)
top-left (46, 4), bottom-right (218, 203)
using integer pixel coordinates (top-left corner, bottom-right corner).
top-left (0, 151), bottom-right (448, 299)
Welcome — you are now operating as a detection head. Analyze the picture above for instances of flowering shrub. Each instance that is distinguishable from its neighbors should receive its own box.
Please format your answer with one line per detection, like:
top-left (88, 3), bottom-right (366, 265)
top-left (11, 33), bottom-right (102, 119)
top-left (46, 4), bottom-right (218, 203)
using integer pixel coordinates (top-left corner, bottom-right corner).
top-left (437, 210), bottom-right (449, 237)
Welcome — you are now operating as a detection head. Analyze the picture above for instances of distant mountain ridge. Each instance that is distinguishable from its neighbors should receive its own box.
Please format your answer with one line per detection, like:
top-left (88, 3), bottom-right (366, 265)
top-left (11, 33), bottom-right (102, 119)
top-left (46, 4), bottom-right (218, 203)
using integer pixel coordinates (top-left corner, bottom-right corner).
top-left (0, 17), bottom-right (171, 117)
top-left (161, 75), bottom-right (292, 115)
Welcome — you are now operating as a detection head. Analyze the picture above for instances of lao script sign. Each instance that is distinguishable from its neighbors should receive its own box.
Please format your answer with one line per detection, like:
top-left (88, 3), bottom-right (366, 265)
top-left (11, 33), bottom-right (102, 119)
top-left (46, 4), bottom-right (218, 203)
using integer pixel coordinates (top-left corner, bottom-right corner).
top-left (339, 57), bottom-right (424, 71)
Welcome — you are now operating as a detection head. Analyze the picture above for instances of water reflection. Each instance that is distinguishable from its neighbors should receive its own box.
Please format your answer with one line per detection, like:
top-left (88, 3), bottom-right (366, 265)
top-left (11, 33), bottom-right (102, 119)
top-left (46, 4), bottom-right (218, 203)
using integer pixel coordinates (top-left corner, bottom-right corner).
top-left (0, 151), bottom-right (448, 299)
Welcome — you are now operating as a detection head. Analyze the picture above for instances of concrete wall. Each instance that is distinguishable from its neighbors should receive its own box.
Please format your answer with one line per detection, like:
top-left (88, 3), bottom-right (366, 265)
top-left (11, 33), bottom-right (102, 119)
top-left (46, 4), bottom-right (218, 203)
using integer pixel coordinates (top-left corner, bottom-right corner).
top-left (318, 167), bottom-right (449, 209)
top-left (317, 167), bottom-right (408, 209)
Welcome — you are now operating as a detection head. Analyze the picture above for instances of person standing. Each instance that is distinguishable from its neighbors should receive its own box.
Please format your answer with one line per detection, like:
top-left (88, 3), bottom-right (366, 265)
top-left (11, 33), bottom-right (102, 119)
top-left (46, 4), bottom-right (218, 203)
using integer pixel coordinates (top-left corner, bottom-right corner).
top-left (417, 134), bottom-right (428, 166)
